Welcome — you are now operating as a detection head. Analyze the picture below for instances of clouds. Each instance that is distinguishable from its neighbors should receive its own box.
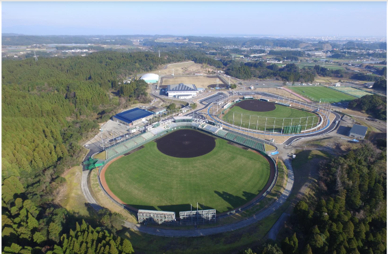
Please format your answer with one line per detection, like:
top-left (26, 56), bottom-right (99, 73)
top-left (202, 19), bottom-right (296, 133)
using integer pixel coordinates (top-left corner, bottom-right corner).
top-left (2, 2), bottom-right (386, 37)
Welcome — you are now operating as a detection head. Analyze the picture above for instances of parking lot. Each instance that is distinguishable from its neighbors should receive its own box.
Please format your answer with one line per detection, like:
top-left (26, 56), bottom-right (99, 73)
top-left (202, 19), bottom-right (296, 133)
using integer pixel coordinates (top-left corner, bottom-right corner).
top-left (200, 92), bottom-right (228, 104)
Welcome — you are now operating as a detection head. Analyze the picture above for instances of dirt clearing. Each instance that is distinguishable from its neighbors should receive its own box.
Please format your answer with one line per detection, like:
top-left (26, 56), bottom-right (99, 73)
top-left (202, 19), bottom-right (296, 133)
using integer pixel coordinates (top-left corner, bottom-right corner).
top-left (162, 76), bottom-right (222, 89)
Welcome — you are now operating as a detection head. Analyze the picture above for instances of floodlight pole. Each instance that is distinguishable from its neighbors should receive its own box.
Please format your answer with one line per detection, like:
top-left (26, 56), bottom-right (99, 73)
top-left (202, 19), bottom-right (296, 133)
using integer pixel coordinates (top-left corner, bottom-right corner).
top-left (305, 117), bottom-right (309, 131)
top-left (256, 117), bottom-right (259, 130)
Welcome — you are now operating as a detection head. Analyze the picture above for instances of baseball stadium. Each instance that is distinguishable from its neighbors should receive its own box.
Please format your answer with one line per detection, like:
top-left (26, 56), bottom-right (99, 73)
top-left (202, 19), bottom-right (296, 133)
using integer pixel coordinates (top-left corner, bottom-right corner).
top-left (94, 117), bottom-right (278, 224)
top-left (208, 94), bottom-right (331, 135)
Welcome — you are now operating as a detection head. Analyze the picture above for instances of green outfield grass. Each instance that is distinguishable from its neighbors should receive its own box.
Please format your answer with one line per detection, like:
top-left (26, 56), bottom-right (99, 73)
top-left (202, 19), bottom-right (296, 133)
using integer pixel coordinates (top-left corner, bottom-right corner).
top-left (290, 86), bottom-right (356, 103)
top-left (223, 104), bottom-right (319, 132)
top-left (105, 138), bottom-right (270, 213)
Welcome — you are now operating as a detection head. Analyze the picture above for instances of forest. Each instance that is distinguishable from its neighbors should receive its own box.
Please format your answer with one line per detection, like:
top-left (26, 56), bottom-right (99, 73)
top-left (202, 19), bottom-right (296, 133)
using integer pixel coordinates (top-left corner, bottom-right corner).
top-left (373, 79), bottom-right (387, 90)
top-left (2, 51), bottom-right (186, 252)
top-left (245, 142), bottom-right (386, 254)
top-left (348, 94), bottom-right (387, 120)
top-left (226, 62), bottom-right (315, 82)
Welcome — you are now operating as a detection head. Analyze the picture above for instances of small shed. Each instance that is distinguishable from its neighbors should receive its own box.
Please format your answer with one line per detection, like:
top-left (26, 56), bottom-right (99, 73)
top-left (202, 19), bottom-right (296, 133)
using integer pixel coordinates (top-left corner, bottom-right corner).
top-left (349, 124), bottom-right (367, 139)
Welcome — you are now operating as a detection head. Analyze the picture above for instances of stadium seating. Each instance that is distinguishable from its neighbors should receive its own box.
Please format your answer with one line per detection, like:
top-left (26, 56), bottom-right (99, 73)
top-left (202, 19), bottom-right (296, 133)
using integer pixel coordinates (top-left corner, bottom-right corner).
top-left (107, 149), bottom-right (118, 159)
top-left (216, 129), bottom-right (228, 137)
top-left (141, 132), bottom-right (154, 140)
top-left (150, 126), bottom-right (166, 136)
top-left (133, 136), bottom-right (146, 145)
top-left (255, 142), bottom-right (265, 152)
top-left (204, 125), bottom-right (219, 133)
top-left (235, 136), bottom-right (246, 144)
top-left (225, 133), bottom-right (237, 140)
top-left (244, 139), bottom-right (257, 148)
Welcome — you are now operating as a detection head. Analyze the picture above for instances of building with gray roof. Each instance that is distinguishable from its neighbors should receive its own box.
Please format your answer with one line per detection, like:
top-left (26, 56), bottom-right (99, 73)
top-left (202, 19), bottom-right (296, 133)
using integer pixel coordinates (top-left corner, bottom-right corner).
top-left (166, 83), bottom-right (198, 99)
top-left (349, 124), bottom-right (368, 139)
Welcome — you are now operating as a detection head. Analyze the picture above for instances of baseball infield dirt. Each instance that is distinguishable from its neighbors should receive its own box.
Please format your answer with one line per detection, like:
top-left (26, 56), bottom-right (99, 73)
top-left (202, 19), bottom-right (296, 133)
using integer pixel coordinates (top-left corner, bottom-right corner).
top-left (234, 100), bottom-right (276, 112)
top-left (156, 129), bottom-right (216, 158)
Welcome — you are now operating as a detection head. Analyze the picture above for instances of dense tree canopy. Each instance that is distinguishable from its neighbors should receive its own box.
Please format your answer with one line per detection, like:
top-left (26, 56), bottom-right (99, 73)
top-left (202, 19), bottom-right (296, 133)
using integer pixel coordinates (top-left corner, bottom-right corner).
top-left (289, 143), bottom-right (386, 254)
top-left (2, 51), bottom-right (186, 252)
top-left (348, 94), bottom-right (386, 120)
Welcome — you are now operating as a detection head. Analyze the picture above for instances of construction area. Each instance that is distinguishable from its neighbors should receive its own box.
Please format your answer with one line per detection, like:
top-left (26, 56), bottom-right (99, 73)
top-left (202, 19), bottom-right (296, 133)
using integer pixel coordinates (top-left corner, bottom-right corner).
top-left (161, 76), bottom-right (225, 89)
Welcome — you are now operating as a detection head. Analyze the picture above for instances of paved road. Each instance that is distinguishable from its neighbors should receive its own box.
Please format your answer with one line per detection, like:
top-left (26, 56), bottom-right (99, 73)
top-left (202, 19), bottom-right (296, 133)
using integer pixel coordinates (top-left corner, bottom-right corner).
top-left (81, 170), bottom-right (103, 211)
top-left (284, 112), bottom-right (341, 146)
top-left (268, 213), bottom-right (290, 240)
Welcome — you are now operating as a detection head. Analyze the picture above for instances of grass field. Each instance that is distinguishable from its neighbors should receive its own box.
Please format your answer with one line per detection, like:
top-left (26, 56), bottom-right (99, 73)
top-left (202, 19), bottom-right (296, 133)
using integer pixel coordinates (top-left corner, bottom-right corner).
top-left (57, 166), bottom-right (90, 216)
top-left (223, 104), bottom-right (319, 132)
top-left (297, 63), bottom-right (345, 70)
top-left (331, 86), bottom-right (373, 98)
top-left (162, 76), bottom-right (221, 89)
top-left (290, 86), bottom-right (356, 103)
top-left (105, 138), bottom-right (270, 213)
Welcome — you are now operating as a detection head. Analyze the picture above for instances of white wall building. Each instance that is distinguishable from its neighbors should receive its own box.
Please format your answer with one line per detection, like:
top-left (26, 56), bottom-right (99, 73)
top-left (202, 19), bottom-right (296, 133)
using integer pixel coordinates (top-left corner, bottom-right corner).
top-left (166, 83), bottom-right (198, 99)
top-left (140, 73), bottom-right (159, 84)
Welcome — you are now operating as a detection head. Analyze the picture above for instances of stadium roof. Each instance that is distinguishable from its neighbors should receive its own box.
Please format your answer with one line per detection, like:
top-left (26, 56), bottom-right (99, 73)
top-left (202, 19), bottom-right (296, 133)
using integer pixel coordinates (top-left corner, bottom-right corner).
top-left (349, 124), bottom-right (367, 137)
top-left (167, 83), bottom-right (197, 92)
top-left (138, 209), bottom-right (175, 215)
top-left (140, 73), bottom-right (159, 80)
top-left (114, 108), bottom-right (154, 124)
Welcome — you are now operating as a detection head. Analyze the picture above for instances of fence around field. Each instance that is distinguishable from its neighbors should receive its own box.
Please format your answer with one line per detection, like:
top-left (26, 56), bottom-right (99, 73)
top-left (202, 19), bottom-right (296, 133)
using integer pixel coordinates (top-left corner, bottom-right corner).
top-left (209, 94), bottom-right (329, 135)
top-left (222, 112), bottom-right (320, 133)
top-left (93, 119), bottom-right (279, 224)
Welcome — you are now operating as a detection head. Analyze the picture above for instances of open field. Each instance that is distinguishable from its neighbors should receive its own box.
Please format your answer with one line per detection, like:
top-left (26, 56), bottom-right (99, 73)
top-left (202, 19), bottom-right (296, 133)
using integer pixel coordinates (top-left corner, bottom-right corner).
top-left (297, 63), bottom-right (345, 70)
top-left (162, 76), bottom-right (222, 88)
top-left (56, 166), bottom-right (89, 216)
top-left (223, 103), bottom-right (319, 132)
top-left (105, 138), bottom-right (271, 213)
top-left (151, 61), bottom-right (216, 76)
top-left (257, 87), bottom-right (306, 102)
top-left (290, 86), bottom-right (356, 102)
top-left (331, 86), bottom-right (373, 98)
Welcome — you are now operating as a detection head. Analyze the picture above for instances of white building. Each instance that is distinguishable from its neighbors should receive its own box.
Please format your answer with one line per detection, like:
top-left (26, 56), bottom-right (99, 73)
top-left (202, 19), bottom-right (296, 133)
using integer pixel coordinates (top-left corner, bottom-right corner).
top-left (166, 83), bottom-right (198, 99)
top-left (140, 73), bottom-right (159, 84)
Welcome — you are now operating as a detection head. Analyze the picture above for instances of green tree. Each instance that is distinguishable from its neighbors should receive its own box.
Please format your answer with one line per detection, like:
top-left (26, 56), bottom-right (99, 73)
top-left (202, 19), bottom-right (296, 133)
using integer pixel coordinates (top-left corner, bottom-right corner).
top-left (122, 239), bottom-right (134, 254)
top-left (301, 244), bottom-right (313, 254)
top-left (27, 213), bottom-right (39, 230)
top-left (167, 103), bottom-right (176, 111)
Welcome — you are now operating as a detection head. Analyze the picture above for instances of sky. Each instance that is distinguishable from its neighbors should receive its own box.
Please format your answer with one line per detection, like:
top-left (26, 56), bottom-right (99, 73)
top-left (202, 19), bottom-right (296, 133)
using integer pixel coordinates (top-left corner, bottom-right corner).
top-left (2, 2), bottom-right (387, 37)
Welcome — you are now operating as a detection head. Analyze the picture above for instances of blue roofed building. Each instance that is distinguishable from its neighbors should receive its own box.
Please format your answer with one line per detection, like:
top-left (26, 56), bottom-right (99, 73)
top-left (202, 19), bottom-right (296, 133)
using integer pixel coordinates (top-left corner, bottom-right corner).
top-left (112, 108), bottom-right (155, 126)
